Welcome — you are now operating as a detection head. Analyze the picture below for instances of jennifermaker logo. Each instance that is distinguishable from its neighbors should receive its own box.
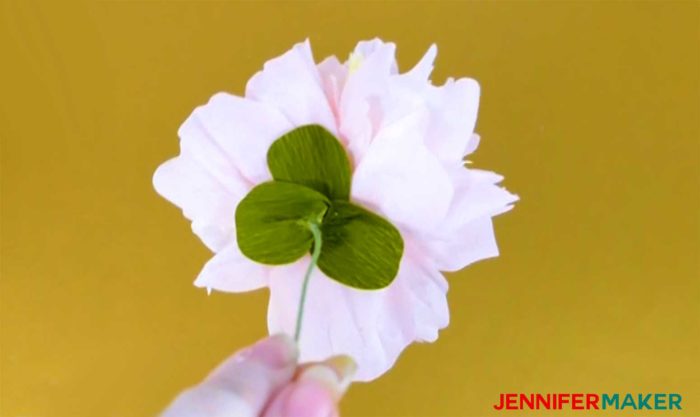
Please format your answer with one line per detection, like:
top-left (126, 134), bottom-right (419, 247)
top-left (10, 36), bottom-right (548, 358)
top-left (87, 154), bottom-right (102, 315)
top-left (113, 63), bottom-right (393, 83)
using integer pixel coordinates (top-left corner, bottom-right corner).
top-left (493, 393), bottom-right (683, 411)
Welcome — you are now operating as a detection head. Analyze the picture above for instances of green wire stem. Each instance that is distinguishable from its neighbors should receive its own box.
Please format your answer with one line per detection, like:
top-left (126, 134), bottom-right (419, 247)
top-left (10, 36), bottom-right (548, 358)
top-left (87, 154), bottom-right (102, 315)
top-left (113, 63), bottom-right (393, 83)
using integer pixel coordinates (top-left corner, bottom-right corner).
top-left (294, 222), bottom-right (322, 343)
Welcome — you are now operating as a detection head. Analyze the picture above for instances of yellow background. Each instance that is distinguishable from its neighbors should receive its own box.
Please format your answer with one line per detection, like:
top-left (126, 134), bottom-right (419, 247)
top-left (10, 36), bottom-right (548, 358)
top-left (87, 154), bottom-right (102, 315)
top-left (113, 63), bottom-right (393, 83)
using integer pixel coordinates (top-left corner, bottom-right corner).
top-left (1, 1), bottom-right (698, 416)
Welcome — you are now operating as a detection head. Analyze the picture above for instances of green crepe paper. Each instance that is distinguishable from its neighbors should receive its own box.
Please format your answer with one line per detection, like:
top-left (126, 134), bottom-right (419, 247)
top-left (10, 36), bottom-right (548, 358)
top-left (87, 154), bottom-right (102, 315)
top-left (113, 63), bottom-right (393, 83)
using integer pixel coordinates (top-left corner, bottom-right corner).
top-left (236, 124), bottom-right (404, 290)
top-left (236, 181), bottom-right (329, 265)
top-left (267, 124), bottom-right (352, 201)
top-left (318, 201), bottom-right (403, 289)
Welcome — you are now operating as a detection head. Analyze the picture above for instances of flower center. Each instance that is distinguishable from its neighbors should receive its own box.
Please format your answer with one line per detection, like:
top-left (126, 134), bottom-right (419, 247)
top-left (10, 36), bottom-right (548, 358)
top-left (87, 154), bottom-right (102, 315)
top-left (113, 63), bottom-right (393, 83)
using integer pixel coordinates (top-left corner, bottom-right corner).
top-left (348, 52), bottom-right (363, 74)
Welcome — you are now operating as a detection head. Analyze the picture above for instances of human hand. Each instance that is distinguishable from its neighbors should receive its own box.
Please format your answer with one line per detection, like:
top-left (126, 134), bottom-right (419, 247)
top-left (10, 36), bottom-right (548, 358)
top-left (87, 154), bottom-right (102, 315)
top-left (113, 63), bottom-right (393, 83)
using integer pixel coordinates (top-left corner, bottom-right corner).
top-left (161, 334), bottom-right (356, 417)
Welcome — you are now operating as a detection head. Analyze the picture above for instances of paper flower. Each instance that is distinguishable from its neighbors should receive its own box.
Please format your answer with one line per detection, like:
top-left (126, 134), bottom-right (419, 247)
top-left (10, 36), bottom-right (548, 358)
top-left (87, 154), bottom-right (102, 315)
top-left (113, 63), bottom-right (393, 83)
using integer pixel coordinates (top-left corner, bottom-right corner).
top-left (153, 39), bottom-right (517, 381)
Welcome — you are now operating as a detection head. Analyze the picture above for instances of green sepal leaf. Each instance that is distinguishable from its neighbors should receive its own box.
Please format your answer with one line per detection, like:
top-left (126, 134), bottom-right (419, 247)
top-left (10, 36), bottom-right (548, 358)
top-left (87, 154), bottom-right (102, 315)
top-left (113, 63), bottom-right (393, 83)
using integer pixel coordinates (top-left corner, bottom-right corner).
top-left (318, 201), bottom-right (404, 289)
top-left (267, 124), bottom-right (352, 201)
top-left (236, 181), bottom-right (329, 265)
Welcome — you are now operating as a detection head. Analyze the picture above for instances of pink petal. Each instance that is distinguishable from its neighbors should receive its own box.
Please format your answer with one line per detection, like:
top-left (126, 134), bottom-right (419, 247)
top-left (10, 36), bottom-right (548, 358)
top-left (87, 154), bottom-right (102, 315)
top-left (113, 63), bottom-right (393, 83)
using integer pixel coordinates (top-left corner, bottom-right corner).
top-left (405, 44), bottom-right (438, 81)
top-left (189, 93), bottom-right (292, 184)
top-left (194, 243), bottom-right (270, 293)
top-left (317, 56), bottom-right (347, 131)
top-left (153, 155), bottom-right (245, 252)
top-left (156, 93), bottom-right (285, 252)
top-left (339, 40), bottom-right (397, 161)
top-left (351, 38), bottom-right (399, 74)
top-left (266, 258), bottom-right (389, 381)
top-left (443, 168), bottom-right (519, 227)
top-left (424, 78), bottom-right (481, 164)
top-left (178, 108), bottom-right (250, 196)
top-left (266, 249), bottom-right (449, 381)
top-left (371, 44), bottom-right (442, 130)
top-left (246, 40), bottom-right (337, 134)
top-left (352, 111), bottom-right (454, 233)
top-left (266, 259), bottom-right (334, 361)
top-left (465, 133), bottom-right (481, 156)
top-left (400, 245), bottom-right (449, 342)
top-left (421, 168), bottom-right (517, 271)
top-left (425, 216), bottom-right (501, 272)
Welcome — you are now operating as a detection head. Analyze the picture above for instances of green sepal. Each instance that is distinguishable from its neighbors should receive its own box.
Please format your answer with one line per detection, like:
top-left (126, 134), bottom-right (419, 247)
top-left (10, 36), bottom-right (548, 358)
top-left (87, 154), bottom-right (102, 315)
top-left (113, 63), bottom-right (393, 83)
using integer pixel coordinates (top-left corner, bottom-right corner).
top-left (318, 201), bottom-right (404, 289)
top-left (267, 124), bottom-right (352, 201)
top-left (235, 181), bottom-right (329, 265)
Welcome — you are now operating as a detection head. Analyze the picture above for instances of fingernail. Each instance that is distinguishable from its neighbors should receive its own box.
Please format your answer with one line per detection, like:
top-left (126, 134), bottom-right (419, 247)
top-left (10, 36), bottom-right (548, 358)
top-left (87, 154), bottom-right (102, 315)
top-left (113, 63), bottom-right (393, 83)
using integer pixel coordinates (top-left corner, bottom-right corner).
top-left (298, 355), bottom-right (356, 399)
top-left (239, 334), bottom-right (298, 368)
top-left (324, 355), bottom-right (356, 394)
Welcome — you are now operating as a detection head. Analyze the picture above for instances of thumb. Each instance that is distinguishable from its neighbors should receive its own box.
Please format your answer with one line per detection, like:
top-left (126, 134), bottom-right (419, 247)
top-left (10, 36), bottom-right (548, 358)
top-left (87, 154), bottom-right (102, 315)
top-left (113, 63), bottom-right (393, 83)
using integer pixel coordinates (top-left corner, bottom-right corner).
top-left (161, 334), bottom-right (298, 417)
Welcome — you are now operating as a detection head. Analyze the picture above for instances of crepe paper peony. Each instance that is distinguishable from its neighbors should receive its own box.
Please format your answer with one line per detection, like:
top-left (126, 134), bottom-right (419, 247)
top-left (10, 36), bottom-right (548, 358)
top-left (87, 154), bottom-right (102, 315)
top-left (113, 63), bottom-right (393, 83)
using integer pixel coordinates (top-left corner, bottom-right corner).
top-left (153, 38), bottom-right (517, 382)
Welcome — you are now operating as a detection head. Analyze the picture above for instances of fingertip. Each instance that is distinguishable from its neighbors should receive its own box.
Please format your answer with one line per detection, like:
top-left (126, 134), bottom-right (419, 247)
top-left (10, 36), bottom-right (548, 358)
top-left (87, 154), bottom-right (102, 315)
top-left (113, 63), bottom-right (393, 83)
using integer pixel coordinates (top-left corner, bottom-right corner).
top-left (189, 335), bottom-right (298, 416)
top-left (236, 334), bottom-right (298, 370)
top-left (286, 381), bottom-right (337, 417)
top-left (263, 380), bottom-right (337, 417)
